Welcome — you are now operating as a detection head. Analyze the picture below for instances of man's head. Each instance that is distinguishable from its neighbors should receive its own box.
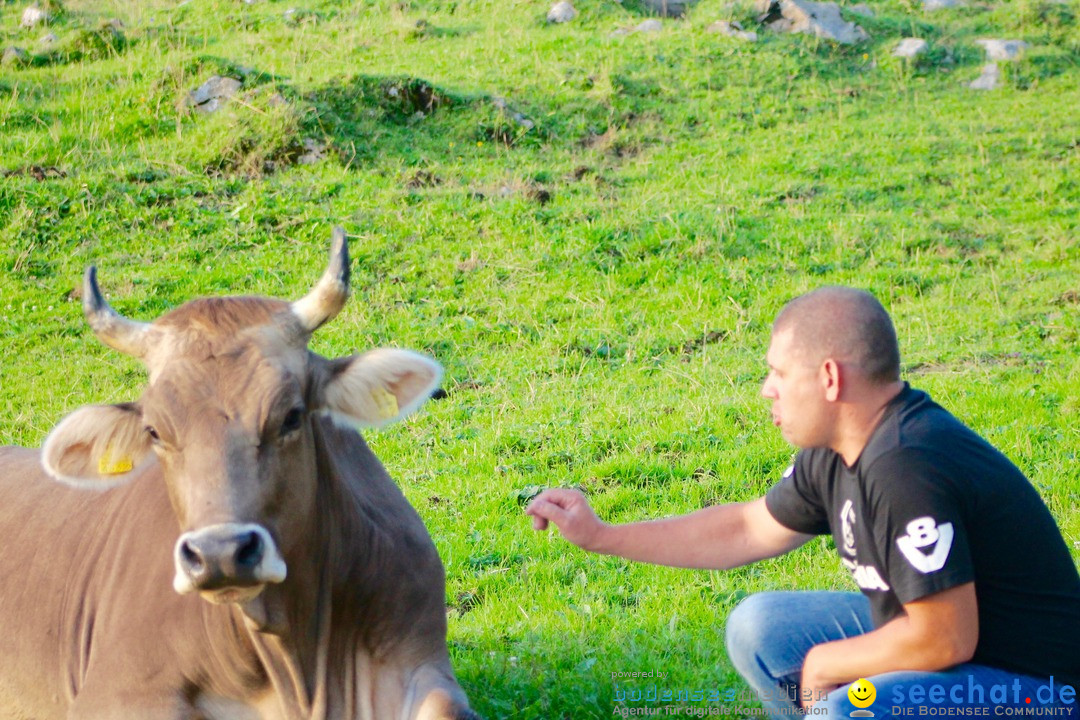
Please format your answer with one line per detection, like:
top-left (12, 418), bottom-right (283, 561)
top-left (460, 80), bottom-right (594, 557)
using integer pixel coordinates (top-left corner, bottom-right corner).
top-left (762, 287), bottom-right (901, 449)
top-left (772, 286), bottom-right (900, 385)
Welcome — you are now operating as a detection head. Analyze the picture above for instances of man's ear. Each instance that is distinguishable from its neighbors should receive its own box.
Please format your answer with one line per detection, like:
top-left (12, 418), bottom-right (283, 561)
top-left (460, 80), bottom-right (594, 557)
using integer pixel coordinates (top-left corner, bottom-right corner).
top-left (821, 358), bottom-right (841, 402)
top-left (41, 404), bottom-right (154, 488)
top-left (317, 349), bottom-right (443, 427)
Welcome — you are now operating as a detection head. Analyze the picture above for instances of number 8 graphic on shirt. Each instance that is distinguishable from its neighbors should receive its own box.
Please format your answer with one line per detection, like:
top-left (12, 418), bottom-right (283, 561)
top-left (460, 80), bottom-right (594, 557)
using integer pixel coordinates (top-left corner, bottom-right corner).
top-left (896, 517), bottom-right (954, 574)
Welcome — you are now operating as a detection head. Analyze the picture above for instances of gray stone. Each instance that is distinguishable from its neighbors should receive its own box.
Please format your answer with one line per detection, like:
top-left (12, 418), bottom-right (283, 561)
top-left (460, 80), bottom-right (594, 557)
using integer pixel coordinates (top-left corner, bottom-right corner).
top-left (636, 18), bottom-right (664, 32)
top-left (975, 38), bottom-right (1027, 61)
top-left (846, 3), bottom-right (874, 16)
top-left (759, 0), bottom-right (869, 44)
top-left (968, 63), bottom-right (1000, 90)
top-left (706, 20), bottom-right (758, 40)
top-left (297, 139), bottom-right (326, 165)
top-left (20, 5), bottom-right (48, 28)
top-left (2, 47), bottom-right (30, 66)
top-left (38, 32), bottom-right (58, 45)
top-left (186, 76), bottom-right (243, 114)
top-left (547, 1), bottom-right (577, 23)
top-left (493, 97), bottom-right (535, 130)
top-left (639, 0), bottom-right (698, 16)
top-left (922, 0), bottom-right (963, 9)
top-left (893, 38), bottom-right (928, 57)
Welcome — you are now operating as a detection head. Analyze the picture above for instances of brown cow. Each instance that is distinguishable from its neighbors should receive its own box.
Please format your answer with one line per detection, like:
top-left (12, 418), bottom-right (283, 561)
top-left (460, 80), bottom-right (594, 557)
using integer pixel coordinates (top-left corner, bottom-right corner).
top-left (0, 228), bottom-right (480, 720)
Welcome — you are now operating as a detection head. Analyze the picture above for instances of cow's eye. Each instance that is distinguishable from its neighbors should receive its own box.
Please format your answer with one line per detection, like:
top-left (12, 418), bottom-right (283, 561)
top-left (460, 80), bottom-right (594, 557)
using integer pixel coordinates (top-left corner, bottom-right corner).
top-left (146, 426), bottom-right (161, 443)
top-left (280, 408), bottom-right (304, 437)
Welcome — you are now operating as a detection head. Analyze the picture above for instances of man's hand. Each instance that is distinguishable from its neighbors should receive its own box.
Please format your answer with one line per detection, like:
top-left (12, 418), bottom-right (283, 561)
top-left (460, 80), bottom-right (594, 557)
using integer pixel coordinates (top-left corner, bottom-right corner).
top-left (799, 646), bottom-right (843, 709)
top-left (526, 488), bottom-right (607, 552)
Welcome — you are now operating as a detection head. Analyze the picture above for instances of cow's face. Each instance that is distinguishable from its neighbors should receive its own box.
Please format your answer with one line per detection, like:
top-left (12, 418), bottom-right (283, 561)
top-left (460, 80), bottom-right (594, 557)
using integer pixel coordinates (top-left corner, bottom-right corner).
top-left (40, 230), bottom-right (442, 607)
top-left (141, 321), bottom-right (316, 604)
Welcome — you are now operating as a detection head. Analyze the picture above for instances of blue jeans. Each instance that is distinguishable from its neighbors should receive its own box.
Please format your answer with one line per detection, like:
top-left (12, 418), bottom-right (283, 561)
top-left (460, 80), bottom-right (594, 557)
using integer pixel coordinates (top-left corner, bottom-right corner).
top-left (724, 591), bottom-right (1075, 720)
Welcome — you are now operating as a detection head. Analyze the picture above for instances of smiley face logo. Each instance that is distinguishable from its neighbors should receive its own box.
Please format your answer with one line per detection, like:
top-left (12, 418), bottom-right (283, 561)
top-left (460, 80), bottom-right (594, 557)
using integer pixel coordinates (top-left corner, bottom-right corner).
top-left (848, 678), bottom-right (876, 709)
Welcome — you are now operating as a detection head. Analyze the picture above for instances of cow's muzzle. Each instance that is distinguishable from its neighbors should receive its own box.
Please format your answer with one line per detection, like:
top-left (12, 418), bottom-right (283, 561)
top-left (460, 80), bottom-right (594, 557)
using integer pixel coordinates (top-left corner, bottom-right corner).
top-left (173, 523), bottom-right (287, 601)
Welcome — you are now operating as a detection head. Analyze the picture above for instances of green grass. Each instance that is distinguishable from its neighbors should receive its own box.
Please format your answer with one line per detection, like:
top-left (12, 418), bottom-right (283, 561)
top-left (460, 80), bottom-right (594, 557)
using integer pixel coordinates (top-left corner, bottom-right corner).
top-left (2, 0), bottom-right (1079, 716)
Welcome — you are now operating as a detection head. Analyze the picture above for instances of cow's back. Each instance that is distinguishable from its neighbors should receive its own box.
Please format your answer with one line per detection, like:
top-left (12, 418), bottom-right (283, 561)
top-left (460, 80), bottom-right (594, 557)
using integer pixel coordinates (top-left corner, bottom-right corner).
top-left (0, 446), bottom-right (91, 718)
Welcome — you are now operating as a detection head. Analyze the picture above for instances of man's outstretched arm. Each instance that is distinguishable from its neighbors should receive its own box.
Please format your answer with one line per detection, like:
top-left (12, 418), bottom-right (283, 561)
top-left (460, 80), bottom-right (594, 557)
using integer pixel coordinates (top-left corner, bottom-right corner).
top-left (526, 489), bottom-right (812, 570)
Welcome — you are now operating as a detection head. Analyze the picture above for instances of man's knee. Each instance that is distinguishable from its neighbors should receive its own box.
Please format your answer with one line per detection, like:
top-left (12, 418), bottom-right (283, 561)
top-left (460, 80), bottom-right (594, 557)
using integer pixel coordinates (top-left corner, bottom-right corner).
top-left (724, 592), bottom-right (786, 668)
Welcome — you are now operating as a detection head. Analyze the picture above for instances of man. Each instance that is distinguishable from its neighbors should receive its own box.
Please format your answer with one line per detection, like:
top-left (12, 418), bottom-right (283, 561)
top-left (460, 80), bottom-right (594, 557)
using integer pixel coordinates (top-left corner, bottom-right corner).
top-left (526, 287), bottom-right (1079, 718)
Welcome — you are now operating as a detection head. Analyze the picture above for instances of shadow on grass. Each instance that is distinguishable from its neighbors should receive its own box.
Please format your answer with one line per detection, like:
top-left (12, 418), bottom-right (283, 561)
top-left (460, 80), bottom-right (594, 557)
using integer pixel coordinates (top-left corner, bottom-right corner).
top-left (451, 623), bottom-right (751, 719)
top-left (22, 22), bottom-right (131, 68)
top-left (300, 74), bottom-right (555, 168)
top-left (403, 19), bottom-right (483, 41)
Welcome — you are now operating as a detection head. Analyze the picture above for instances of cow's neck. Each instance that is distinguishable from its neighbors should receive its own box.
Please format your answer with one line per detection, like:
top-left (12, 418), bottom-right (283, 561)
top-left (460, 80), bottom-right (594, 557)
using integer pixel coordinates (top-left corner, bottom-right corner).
top-left (233, 419), bottom-right (390, 719)
top-left (237, 559), bottom-right (333, 719)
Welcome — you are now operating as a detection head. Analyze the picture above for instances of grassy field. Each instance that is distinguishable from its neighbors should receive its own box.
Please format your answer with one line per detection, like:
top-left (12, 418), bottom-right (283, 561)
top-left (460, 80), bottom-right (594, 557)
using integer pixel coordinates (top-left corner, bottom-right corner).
top-left (2, 0), bottom-right (1078, 716)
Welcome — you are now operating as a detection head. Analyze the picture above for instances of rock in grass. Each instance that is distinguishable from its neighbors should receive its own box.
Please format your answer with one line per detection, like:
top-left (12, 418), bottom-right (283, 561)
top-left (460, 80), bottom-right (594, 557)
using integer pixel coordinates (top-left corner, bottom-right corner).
top-left (640, 0), bottom-right (698, 16)
top-left (757, 0), bottom-right (869, 44)
top-left (975, 39), bottom-right (1027, 61)
top-left (38, 32), bottom-right (58, 45)
top-left (847, 3), bottom-right (874, 17)
top-left (706, 20), bottom-right (758, 41)
top-left (968, 63), bottom-right (1000, 90)
top-left (922, 0), bottom-right (963, 10)
top-left (636, 18), bottom-right (664, 32)
top-left (21, 5), bottom-right (49, 28)
top-left (547, 1), bottom-right (577, 23)
top-left (893, 38), bottom-right (928, 58)
top-left (2, 47), bottom-right (30, 67)
top-left (297, 139), bottom-right (326, 165)
top-left (186, 76), bottom-right (243, 114)
top-left (492, 97), bottom-right (535, 130)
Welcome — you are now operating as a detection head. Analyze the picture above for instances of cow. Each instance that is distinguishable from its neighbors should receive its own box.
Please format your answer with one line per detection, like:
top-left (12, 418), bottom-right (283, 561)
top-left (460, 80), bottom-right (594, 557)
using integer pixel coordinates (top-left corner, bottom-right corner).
top-left (0, 228), bottom-right (480, 720)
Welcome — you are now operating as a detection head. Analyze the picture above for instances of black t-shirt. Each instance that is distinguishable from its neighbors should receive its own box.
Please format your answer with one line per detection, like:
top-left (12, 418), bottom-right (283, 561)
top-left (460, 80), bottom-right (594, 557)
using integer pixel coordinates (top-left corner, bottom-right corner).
top-left (766, 384), bottom-right (1080, 688)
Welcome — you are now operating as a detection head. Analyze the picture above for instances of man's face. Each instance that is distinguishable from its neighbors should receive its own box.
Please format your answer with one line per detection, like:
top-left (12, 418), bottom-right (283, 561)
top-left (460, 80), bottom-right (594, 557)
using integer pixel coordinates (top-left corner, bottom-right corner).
top-left (761, 328), bottom-right (835, 449)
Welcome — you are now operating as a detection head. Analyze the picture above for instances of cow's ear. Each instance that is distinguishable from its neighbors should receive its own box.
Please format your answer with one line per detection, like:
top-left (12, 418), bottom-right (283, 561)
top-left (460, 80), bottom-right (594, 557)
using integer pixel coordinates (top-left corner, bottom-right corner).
top-left (41, 404), bottom-right (154, 488)
top-left (318, 349), bottom-right (443, 428)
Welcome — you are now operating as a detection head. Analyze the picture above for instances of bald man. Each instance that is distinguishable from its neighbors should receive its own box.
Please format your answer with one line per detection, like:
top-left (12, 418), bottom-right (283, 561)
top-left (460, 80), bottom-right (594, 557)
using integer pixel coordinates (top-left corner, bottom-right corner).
top-left (527, 287), bottom-right (1080, 718)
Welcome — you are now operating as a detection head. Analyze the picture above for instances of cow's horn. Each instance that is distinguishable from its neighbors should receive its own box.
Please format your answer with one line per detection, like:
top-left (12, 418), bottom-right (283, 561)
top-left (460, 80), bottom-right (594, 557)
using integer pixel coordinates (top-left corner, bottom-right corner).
top-left (83, 266), bottom-right (152, 358)
top-left (291, 226), bottom-right (350, 332)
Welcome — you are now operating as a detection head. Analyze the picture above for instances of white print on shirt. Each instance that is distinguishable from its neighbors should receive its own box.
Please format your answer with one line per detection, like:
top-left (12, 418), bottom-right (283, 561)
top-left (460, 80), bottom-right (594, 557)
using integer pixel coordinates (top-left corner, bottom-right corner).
top-left (840, 499), bottom-right (857, 556)
top-left (841, 557), bottom-right (891, 591)
top-left (896, 517), bottom-right (954, 573)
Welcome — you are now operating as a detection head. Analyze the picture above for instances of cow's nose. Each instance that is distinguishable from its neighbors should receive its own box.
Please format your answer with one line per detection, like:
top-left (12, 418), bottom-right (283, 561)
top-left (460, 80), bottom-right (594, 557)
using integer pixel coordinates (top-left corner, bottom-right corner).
top-left (234, 530), bottom-right (263, 568)
top-left (178, 529), bottom-right (261, 577)
top-left (173, 523), bottom-right (286, 596)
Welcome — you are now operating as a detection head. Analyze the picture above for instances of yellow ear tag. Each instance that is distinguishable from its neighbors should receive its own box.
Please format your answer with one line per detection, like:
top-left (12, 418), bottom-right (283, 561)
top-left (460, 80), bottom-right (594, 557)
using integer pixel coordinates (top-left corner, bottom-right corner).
top-left (98, 447), bottom-right (134, 476)
top-left (374, 387), bottom-right (399, 420)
